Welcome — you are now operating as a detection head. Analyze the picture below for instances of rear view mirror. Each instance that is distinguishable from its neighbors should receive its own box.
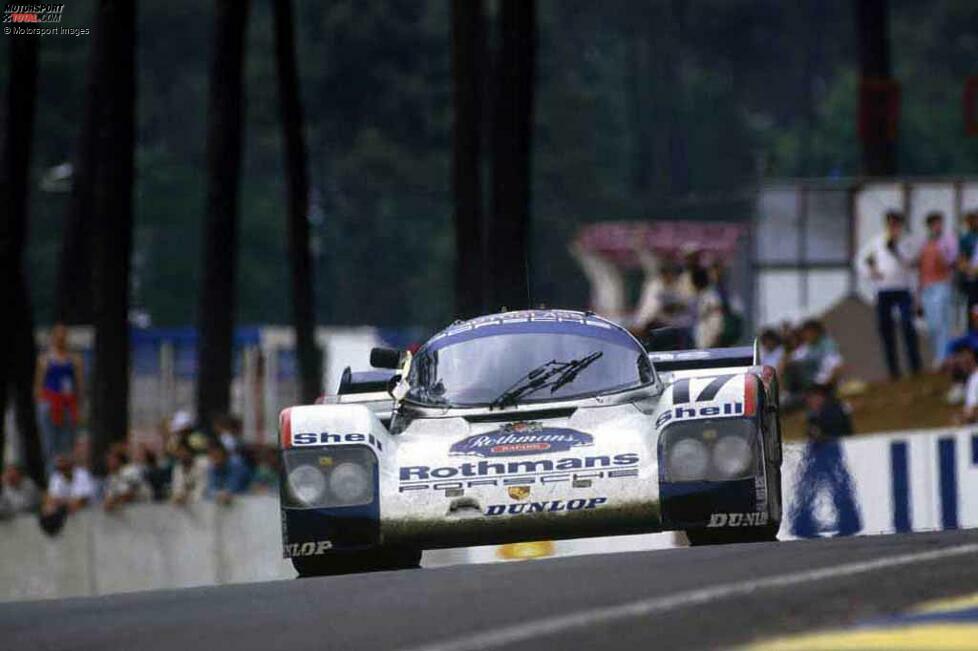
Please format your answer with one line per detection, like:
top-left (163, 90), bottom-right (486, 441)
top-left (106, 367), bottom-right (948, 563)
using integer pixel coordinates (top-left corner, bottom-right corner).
top-left (370, 347), bottom-right (402, 370)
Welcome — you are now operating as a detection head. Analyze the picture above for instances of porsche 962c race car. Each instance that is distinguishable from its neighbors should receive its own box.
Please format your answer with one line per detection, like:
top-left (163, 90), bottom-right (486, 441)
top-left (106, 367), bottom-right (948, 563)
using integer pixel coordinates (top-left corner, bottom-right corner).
top-left (279, 310), bottom-right (783, 576)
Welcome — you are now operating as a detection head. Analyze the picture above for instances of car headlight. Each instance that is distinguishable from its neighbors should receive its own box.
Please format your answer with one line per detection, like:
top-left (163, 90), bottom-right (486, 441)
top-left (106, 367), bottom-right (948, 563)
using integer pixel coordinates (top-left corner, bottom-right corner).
top-left (712, 435), bottom-right (753, 479)
top-left (287, 464), bottom-right (327, 506)
top-left (282, 446), bottom-right (376, 508)
top-left (667, 438), bottom-right (710, 482)
top-left (328, 461), bottom-right (372, 506)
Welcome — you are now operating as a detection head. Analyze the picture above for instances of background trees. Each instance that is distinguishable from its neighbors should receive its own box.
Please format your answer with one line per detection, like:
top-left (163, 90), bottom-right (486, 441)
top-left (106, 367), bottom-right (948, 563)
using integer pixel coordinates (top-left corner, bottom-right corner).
top-left (0, 34), bottom-right (44, 484)
top-left (273, 0), bottom-right (320, 403)
top-left (488, 0), bottom-right (536, 312)
top-left (89, 0), bottom-right (137, 471)
top-left (451, 0), bottom-right (486, 320)
top-left (5, 0), bottom-right (978, 334)
top-left (196, 0), bottom-right (250, 426)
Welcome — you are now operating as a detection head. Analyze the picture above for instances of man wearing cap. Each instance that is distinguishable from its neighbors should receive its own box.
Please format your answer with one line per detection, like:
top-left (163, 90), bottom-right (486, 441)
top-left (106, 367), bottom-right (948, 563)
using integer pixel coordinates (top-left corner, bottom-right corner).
top-left (858, 210), bottom-right (922, 380)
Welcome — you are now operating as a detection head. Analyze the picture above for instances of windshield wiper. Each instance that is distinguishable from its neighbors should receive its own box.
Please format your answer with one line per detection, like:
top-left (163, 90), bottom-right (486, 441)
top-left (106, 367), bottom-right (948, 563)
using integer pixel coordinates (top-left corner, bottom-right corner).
top-left (547, 351), bottom-right (603, 394)
top-left (488, 359), bottom-right (563, 410)
top-left (488, 352), bottom-right (603, 410)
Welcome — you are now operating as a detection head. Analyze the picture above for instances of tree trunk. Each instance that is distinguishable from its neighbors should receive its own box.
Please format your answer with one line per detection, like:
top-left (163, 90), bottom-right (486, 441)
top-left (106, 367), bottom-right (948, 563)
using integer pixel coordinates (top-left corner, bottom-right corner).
top-left (272, 0), bottom-right (320, 404)
top-left (90, 0), bottom-right (136, 475)
top-left (55, 35), bottom-right (100, 325)
top-left (854, 0), bottom-right (897, 176)
top-left (197, 0), bottom-right (249, 427)
top-left (452, 0), bottom-right (486, 320)
top-left (488, 0), bottom-right (536, 312)
top-left (0, 35), bottom-right (44, 485)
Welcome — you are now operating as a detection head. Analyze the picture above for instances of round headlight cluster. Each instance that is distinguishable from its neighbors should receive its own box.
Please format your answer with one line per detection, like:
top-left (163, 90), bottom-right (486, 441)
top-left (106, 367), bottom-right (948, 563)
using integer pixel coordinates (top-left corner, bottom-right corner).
top-left (712, 435), bottom-right (753, 478)
top-left (328, 462), bottom-right (372, 505)
top-left (287, 465), bottom-right (327, 506)
top-left (667, 438), bottom-right (710, 482)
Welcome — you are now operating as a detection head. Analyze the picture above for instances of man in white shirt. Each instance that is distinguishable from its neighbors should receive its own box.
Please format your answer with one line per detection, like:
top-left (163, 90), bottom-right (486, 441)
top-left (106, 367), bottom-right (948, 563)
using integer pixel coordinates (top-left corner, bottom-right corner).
top-left (858, 210), bottom-right (922, 379)
top-left (45, 455), bottom-right (95, 514)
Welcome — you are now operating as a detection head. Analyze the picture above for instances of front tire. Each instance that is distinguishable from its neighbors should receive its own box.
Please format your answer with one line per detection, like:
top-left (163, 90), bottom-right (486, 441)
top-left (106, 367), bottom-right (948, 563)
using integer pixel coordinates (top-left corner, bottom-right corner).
top-left (292, 547), bottom-right (422, 577)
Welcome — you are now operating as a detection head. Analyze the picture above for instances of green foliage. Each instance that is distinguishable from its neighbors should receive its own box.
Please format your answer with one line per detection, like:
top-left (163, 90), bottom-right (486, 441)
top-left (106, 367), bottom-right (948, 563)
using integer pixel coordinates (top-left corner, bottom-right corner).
top-left (8, 0), bottom-right (978, 329)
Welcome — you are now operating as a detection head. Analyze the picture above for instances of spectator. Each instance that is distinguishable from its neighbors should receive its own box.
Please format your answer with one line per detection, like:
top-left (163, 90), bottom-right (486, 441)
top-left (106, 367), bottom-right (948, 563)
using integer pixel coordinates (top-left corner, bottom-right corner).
top-left (134, 444), bottom-right (169, 502)
top-left (632, 256), bottom-right (694, 339)
top-left (213, 413), bottom-right (243, 455)
top-left (858, 210), bottom-right (922, 379)
top-left (782, 319), bottom-right (844, 409)
top-left (709, 261), bottom-right (744, 346)
top-left (676, 245), bottom-right (707, 302)
top-left (947, 305), bottom-right (978, 362)
top-left (250, 446), bottom-right (280, 494)
top-left (34, 323), bottom-right (84, 466)
top-left (102, 449), bottom-right (151, 512)
top-left (206, 442), bottom-right (251, 505)
top-left (691, 268), bottom-right (724, 349)
top-left (804, 383), bottom-right (854, 440)
top-left (170, 440), bottom-right (209, 505)
top-left (0, 464), bottom-right (41, 518)
top-left (758, 329), bottom-right (784, 369)
top-left (958, 211), bottom-right (978, 311)
top-left (44, 454), bottom-right (95, 515)
top-left (959, 211), bottom-right (978, 262)
top-left (953, 342), bottom-right (978, 424)
top-left (168, 409), bottom-right (209, 456)
top-left (918, 212), bottom-right (957, 369)
top-left (790, 383), bottom-right (861, 538)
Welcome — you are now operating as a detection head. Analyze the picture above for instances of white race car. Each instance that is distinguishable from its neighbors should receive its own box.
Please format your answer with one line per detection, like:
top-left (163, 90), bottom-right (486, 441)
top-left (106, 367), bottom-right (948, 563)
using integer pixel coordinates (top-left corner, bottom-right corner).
top-left (279, 309), bottom-right (783, 576)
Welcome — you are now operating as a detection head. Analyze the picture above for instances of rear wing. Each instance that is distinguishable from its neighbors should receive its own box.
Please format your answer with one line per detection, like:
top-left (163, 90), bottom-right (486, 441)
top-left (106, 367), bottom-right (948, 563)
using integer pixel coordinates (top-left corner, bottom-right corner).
top-left (648, 343), bottom-right (758, 373)
top-left (321, 367), bottom-right (396, 426)
top-left (337, 368), bottom-right (396, 395)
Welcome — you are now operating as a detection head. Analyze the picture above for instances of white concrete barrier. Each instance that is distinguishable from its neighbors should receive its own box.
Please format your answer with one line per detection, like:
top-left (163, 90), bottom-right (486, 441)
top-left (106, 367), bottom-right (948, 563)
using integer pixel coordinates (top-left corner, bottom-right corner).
top-left (0, 498), bottom-right (294, 603)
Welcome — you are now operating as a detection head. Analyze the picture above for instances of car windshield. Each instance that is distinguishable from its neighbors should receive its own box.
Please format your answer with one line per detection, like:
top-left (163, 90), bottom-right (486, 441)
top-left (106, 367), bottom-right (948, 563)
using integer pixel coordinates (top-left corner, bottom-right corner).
top-left (406, 325), bottom-right (653, 408)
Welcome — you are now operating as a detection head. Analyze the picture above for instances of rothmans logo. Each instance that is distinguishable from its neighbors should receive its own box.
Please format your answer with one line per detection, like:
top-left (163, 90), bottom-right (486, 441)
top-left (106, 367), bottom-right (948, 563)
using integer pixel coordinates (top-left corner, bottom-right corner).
top-left (449, 422), bottom-right (593, 458)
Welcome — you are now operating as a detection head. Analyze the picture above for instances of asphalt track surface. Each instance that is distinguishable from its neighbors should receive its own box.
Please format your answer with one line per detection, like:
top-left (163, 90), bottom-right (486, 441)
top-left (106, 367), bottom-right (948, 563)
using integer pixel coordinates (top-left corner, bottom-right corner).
top-left (4, 529), bottom-right (978, 651)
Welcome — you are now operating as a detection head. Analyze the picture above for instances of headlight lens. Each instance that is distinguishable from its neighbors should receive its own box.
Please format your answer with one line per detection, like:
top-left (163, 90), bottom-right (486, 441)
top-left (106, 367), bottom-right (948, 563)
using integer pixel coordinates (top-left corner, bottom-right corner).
top-left (282, 446), bottom-right (376, 508)
top-left (661, 418), bottom-right (758, 482)
top-left (328, 461), bottom-right (372, 506)
top-left (287, 464), bottom-right (327, 506)
top-left (667, 438), bottom-right (710, 482)
top-left (712, 435), bottom-right (753, 479)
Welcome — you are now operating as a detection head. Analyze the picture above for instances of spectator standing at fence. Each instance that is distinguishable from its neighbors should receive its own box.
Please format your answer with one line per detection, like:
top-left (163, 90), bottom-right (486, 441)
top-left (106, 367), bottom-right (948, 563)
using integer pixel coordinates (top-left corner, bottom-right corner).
top-left (918, 212), bottom-right (957, 369)
top-left (102, 448), bottom-right (151, 511)
top-left (134, 444), bottom-right (169, 501)
top-left (957, 212), bottom-right (978, 311)
top-left (170, 440), bottom-right (209, 505)
top-left (0, 464), bottom-right (41, 518)
top-left (758, 329), bottom-right (784, 369)
top-left (781, 319), bottom-right (844, 409)
top-left (206, 442), bottom-right (251, 505)
top-left (213, 413), bottom-right (243, 455)
top-left (44, 454), bottom-right (95, 515)
top-left (250, 446), bottom-right (280, 494)
top-left (34, 323), bottom-right (84, 465)
top-left (858, 210), bottom-right (922, 380)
